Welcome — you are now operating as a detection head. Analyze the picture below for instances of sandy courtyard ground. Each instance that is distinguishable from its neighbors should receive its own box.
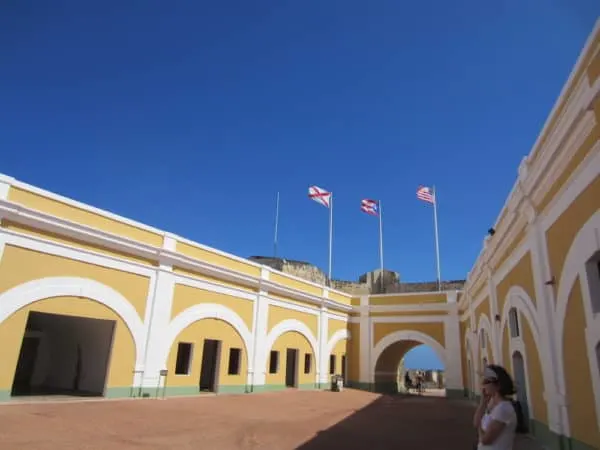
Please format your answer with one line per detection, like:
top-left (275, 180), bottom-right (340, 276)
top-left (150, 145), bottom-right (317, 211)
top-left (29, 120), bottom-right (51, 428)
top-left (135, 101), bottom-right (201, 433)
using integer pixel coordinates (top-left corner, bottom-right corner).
top-left (0, 390), bottom-right (543, 449)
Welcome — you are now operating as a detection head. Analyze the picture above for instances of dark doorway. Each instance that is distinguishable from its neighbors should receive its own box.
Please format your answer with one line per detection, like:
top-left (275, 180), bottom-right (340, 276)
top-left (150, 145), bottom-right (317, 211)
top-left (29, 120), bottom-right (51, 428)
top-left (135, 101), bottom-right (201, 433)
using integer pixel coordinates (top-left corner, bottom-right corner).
top-left (199, 339), bottom-right (221, 393)
top-left (341, 355), bottom-right (347, 383)
top-left (285, 348), bottom-right (299, 388)
top-left (11, 311), bottom-right (115, 398)
top-left (512, 351), bottom-right (530, 428)
top-left (12, 335), bottom-right (41, 395)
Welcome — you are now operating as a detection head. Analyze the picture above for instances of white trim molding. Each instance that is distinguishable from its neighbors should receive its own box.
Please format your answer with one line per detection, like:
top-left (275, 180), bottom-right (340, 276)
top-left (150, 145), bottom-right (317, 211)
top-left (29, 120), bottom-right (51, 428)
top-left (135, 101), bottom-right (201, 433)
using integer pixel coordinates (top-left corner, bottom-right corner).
top-left (326, 328), bottom-right (351, 356)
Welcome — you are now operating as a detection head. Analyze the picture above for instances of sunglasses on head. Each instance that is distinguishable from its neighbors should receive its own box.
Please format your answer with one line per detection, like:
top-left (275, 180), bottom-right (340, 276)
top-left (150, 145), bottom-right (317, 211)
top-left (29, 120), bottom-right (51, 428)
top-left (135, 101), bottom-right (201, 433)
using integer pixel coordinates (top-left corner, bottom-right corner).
top-left (482, 378), bottom-right (497, 385)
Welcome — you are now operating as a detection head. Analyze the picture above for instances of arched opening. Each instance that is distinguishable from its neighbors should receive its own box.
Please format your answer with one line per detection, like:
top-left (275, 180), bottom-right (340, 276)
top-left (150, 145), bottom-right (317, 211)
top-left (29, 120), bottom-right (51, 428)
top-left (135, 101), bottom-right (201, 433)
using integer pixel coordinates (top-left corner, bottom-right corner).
top-left (1, 296), bottom-right (136, 399)
top-left (374, 341), bottom-right (445, 395)
top-left (512, 351), bottom-right (530, 425)
top-left (166, 318), bottom-right (249, 395)
top-left (265, 331), bottom-right (316, 389)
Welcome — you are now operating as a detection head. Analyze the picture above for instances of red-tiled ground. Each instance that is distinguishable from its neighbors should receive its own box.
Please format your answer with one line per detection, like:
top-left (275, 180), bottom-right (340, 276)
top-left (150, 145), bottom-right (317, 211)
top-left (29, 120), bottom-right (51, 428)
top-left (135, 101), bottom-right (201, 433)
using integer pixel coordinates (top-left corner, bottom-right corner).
top-left (0, 390), bottom-right (542, 449)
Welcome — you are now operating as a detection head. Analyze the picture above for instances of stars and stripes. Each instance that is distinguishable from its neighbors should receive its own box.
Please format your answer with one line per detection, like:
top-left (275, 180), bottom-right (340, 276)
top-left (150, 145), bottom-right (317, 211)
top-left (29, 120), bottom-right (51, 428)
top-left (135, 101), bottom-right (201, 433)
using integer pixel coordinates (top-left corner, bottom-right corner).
top-left (417, 186), bottom-right (435, 204)
top-left (308, 185), bottom-right (332, 208)
top-left (360, 199), bottom-right (379, 216)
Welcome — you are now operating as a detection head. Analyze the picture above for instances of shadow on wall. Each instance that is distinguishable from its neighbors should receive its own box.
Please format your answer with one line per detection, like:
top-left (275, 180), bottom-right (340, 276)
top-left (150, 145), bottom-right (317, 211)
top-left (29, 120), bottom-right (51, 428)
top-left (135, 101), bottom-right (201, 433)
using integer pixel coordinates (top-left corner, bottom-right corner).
top-left (295, 394), bottom-right (476, 450)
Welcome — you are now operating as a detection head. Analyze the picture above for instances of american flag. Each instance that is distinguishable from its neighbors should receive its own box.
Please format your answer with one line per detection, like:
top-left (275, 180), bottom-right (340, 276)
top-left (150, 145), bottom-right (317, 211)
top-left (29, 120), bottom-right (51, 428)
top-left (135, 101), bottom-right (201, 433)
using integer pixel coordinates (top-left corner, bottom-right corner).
top-left (308, 185), bottom-right (332, 208)
top-left (417, 186), bottom-right (435, 204)
top-left (360, 199), bottom-right (379, 216)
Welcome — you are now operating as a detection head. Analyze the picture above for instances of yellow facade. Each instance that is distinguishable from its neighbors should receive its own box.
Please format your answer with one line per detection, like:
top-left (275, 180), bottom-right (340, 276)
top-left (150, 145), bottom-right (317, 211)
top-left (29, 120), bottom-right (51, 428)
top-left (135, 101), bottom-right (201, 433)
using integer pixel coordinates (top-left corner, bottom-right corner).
top-left (0, 19), bottom-right (598, 450)
top-left (459, 21), bottom-right (600, 450)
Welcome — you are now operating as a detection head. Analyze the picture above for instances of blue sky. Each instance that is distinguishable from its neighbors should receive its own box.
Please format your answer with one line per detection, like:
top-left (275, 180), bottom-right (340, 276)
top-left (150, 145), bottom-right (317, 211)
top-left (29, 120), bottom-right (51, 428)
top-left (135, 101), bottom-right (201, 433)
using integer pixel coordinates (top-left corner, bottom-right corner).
top-left (1, 1), bottom-right (598, 369)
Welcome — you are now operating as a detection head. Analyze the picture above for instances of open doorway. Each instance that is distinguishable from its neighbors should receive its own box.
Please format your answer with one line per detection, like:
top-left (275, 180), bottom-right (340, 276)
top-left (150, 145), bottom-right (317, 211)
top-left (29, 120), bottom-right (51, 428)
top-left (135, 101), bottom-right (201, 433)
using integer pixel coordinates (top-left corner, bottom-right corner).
top-left (199, 339), bottom-right (221, 393)
top-left (11, 311), bottom-right (115, 398)
top-left (285, 348), bottom-right (298, 388)
top-left (341, 355), bottom-right (347, 384)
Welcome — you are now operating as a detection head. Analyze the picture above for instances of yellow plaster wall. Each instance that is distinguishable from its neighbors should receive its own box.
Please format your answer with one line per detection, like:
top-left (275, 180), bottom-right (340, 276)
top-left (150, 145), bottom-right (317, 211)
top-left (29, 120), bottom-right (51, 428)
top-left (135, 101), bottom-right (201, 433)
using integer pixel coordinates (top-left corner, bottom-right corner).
top-left (519, 316), bottom-right (547, 425)
top-left (265, 331), bottom-right (316, 386)
top-left (269, 273), bottom-right (323, 297)
top-left (0, 296), bottom-right (136, 391)
top-left (328, 290), bottom-right (352, 306)
top-left (546, 176), bottom-right (600, 304)
top-left (369, 293), bottom-right (447, 306)
top-left (330, 338), bottom-right (348, 376)
top-left (268, 293), bottom-right (320, 311)
top-left (369, 310), bottom-right (449, 317)
top-left (166, 318), bottom-right (248, 389)
top-left (459, 321), bottom-right (469, 389)
top-left (563, 278), bottom-right (599, 448)
top-left (495, 252), bottom-right (537, 314)
top-left (7, 187), bottom-right (163, 247)
top-left (171, 284), bottom-right (254, 330)
top-left (1, 221), bottom-right (158, 266)
top-left (173, 267), bottom-right (256, 293)
top-left (474, 297), bottom-right (491, 324)
top-left (491, 227), bottom-right (527, 272)
top-left (347, 323), bottom-right (360, 381)
top-left (328, 318), bottom-right (347, 340)
top-left (267, 306), bottom-right (318, 338)
top-left (176, 241), bottom-right (261, 278)
top-left (0, 245), bottom-right (150, 320)
top-left (538, 124), bottom-right (599, 214)
top-left (373, 322), bottom-right (444, 349)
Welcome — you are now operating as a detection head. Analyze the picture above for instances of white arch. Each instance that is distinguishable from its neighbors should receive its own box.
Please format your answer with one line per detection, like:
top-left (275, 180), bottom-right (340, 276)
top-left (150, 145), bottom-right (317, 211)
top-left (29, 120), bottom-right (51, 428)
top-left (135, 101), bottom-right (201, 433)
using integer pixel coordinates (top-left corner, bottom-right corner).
top-left (499, 286), bottom-right (541, 356)
top-left (326, 328), bottom-right (351, 356)
top-left (0, 276), bottom-right (145, 365)
top-left (370, 330), bottom-right (447, 382)
top-left (555, 210), bottom-right (600, 431)
top-left (477, 313), bottom-right (497, 362)
top-left (162, 303), bottom-right (253, 369)
top-left (261, 319), bottom-right (319, 382)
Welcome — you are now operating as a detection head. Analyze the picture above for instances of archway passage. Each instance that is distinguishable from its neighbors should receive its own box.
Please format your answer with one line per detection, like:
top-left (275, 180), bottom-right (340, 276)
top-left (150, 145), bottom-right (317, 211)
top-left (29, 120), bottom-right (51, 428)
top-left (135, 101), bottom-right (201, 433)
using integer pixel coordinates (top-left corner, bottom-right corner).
top-left (265, 331), bottom-right (316, 390)
top-left (166, 318), bottom-right (249, 395)
top-left (12, 311), bottom-right (115, 397)
top-left (374, 340), bottom-right (445, 395)
top-left (0, 296), bottom-right (137, 401)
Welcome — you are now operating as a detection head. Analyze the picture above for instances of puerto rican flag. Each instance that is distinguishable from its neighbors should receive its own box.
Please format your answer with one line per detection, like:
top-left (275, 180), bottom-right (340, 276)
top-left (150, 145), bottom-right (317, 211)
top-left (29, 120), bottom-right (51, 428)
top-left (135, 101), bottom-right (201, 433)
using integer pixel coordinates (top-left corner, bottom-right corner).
top-left (417, 186), bottom-right (435, 204)
top-left (360, 199), bottom-right (379, 216)
top-left (308, 185), bottom-right (332, 208)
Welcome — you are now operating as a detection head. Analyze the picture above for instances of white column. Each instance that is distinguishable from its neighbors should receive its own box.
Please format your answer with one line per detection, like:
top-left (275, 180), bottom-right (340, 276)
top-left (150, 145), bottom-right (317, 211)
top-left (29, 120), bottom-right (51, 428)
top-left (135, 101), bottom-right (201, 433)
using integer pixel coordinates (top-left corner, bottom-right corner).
top-left (318, 303), bottom-right (329, 387)
top-left (443, 305), bottom-right (464, 394)
top-left (529, 218), bottom-right (569, 436)
top-left (485, 266), bottom-right (501, 364)
top-left (249, 267), bottom-right (270, 388)
top-left (358, 295), bottom-right (370, 386)
top-left (140, 233), bottom-right (176, 390)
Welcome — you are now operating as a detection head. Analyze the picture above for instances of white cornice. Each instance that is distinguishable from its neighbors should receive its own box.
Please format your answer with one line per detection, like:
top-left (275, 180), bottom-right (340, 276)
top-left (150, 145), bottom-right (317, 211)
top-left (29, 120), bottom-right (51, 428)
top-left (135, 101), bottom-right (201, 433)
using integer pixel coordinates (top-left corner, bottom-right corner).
top-left (0, 198), bottom-right (354, 313)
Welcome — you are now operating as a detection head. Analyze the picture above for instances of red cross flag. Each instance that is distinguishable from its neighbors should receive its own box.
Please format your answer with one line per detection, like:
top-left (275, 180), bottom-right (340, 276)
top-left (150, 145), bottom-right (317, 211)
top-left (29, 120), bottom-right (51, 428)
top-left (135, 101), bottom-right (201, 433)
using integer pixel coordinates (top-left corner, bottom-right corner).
top-left (308, 185), bottom-right (332, 208)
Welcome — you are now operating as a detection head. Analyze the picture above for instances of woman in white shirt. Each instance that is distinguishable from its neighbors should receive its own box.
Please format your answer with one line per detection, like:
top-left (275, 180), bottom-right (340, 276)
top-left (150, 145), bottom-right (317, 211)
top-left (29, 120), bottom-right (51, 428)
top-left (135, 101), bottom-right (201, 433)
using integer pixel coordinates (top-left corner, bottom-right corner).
top-left (472, 365), bottom-right (518, 450)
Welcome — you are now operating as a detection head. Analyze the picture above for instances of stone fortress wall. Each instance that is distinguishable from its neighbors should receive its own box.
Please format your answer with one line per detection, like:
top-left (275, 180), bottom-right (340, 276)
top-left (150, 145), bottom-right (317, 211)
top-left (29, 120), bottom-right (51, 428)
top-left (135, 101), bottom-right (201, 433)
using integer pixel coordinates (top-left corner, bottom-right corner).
top-left (248, 256), bottom-right (465, 294)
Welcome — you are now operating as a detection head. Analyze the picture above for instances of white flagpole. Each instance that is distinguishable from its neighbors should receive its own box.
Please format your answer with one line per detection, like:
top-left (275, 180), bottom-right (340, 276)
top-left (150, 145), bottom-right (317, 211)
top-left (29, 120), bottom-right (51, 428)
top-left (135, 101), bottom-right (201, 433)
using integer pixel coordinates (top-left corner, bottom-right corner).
top-left (328, 193), bottom-right (333, 286)
top-left (273, 192), bottom-right (280, 257)
top-left (432, 186), bottom-right (442, 291)
top-left (379, 200), bottom-right (384, 293)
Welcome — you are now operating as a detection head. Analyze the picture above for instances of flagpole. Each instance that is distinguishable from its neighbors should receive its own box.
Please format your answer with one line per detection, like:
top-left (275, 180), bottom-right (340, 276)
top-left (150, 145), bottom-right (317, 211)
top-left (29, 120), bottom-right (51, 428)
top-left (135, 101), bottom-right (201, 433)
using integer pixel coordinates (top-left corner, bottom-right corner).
top-left (432, 186), bottom-right (442, 291)
top-left (379, 200), bottom-right (384, 293)
top-left (274, 191), bottom-right (280, 257)
top-left (328, 193), bottom-right (333, 286)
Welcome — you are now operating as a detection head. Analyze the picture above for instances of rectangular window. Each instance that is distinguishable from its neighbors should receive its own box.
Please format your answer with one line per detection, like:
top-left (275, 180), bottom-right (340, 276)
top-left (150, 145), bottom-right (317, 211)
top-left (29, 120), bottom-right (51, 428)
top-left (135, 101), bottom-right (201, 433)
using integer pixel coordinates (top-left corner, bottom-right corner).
top-left (304, 353), bottom-right (312, 374)
top-left (227, 348), bottom-right (241, 375)
top-left (329, 354), bottom-right (336, 375)
top-left (269, 351), bottom-right (279, 374)
top-left (175, 342), bottom-right (193, 375)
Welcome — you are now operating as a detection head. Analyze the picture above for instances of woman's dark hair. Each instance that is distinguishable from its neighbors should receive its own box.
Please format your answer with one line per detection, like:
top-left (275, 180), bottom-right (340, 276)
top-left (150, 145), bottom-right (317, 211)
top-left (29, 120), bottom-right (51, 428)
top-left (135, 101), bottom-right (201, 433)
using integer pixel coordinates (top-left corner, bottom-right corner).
top-left (487, 364), bottom-right (516, 397)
